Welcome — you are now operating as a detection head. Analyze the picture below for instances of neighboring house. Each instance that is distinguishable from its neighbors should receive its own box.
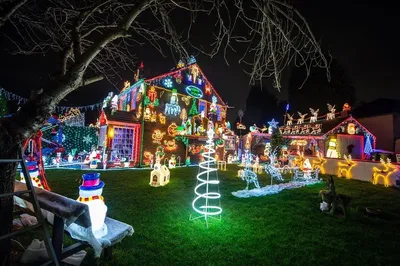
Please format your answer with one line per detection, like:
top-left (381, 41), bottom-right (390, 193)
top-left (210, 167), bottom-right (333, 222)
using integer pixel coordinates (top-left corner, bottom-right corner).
top-left (353, 99), bottom-right (400, 152)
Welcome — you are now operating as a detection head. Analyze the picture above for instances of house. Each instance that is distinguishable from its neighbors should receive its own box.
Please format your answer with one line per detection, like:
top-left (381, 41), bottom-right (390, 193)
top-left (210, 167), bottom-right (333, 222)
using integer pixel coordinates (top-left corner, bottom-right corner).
top-left (98, 57), bottom-right (230, 167)
top-left (278, 110), bottom-right (376, 160)
top-left (352, 99), bottom-right (400, 152)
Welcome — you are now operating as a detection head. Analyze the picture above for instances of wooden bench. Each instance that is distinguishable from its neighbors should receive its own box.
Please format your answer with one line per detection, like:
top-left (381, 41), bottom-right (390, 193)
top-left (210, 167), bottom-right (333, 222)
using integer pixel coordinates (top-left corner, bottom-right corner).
top-left (14, 181), bottom-right (133, 264)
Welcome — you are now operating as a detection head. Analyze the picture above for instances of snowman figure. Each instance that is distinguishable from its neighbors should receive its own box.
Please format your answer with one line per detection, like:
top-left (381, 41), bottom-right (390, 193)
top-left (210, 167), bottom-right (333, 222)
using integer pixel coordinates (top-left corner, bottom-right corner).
top-left (55, 152), bottom-right (62, 167)
top-left (20, 161), bottom-right (44, 189)
top-left (168, 155), bottom-right (176, 168)
top-left (68, 153), bottom-right (73, 163)
top-left (77, 173), bottom-right (108, 238)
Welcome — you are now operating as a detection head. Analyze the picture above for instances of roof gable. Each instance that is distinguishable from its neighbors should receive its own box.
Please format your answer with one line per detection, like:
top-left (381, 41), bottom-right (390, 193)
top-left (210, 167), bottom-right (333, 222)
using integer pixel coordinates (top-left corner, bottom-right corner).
top-left (145, 62), bottom-right (226, 106)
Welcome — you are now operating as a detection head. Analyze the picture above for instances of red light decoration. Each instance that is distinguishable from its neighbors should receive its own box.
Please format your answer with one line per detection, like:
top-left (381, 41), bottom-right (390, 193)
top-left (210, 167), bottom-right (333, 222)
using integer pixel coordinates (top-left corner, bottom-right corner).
top-left (147, 86), bottom-right (157, 102)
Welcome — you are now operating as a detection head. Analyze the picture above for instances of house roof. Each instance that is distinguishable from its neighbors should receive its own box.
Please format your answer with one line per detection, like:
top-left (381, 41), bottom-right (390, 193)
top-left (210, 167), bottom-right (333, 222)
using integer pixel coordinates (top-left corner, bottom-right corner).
top-left (145, 62), bottom-right (227, 107)
top-left (103, 109), bottom-right (140, 124)
top-left (279, 116), bottom-right (376, 140)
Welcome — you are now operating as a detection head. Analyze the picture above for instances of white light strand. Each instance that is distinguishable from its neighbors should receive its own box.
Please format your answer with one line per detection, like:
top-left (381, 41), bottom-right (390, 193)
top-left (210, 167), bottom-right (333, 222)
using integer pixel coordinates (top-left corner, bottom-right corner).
top-left (191, 127), bottom-right (222, 224)
top-left (0, 87), bottom-right (102, 112)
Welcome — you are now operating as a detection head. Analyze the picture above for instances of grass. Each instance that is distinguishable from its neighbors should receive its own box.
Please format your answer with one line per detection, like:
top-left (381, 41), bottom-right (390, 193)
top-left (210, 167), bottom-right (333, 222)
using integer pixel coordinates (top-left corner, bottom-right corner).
top-left (41, 166), bottom-right (400, 265)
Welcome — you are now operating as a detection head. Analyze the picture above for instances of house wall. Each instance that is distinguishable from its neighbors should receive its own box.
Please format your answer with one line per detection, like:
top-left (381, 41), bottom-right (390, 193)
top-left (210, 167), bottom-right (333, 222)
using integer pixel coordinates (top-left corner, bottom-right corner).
top-left (358, 114), bottom-right (394, 151)
top-left (309, 156), bottom-right (399, 186)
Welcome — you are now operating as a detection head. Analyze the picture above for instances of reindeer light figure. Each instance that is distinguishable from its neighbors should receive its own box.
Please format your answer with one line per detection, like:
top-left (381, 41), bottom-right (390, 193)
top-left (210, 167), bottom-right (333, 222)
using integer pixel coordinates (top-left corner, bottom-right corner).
top-left (327, 104), bottom-right (336, 120)
top-left (264, 149), bottom-right (284, 184)
top-left (286, 113), bottom-right (294, 126)
top-left (372, 158), bottom-right (398, 187)
top-left (309, 108), bottom-right (319, 123)
top-left (312, 152), bottom-right (327, 174)
top-left (297, 112), bottom-right (307, 124)
top-left (239, 152), bottom-right (260, 190)
top-left (337, 155), bottom-right (356, 179)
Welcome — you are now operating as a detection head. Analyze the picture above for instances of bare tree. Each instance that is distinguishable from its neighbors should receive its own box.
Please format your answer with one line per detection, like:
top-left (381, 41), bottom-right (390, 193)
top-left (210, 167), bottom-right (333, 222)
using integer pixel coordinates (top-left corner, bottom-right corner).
top-left (0, 0), bottom-right (28, 28)
top-left (0, 0), bottom-right (329, 262)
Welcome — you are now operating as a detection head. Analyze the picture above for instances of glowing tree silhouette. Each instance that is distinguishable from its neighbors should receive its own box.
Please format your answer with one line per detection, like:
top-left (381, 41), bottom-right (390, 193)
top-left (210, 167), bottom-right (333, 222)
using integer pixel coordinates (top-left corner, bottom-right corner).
top-left (191, 122), bottom-right (222, 227)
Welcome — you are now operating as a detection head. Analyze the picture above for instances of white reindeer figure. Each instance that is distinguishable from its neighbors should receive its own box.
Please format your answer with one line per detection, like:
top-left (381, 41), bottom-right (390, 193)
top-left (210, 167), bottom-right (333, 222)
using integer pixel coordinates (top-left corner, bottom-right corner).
top-left (239, 152), bottom-right (260, 190)
top-left (297, 112), bottom-right (307, 124)
top-left (286, 113), bottom-right (294, 126)
top-left (309, 108), bottom-right (319, 123)
top-left (327, 104), bottom-right (336, 120)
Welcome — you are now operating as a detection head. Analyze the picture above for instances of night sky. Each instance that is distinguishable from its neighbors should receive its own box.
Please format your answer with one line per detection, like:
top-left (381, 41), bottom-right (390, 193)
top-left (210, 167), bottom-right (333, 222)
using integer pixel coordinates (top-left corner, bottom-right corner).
top-left (0, 1), bottom-right (398, 123)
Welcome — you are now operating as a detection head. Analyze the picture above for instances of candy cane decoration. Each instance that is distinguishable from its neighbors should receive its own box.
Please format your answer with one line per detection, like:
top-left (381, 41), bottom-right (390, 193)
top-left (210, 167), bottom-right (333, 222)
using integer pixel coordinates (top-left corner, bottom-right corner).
top-left (191, 124), bottom-right (222, 226)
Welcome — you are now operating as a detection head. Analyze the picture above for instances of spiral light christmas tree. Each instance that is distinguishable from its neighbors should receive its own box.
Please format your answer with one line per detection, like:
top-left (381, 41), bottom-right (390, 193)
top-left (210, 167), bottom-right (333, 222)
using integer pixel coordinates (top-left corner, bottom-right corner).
top-left (191, 124), bottom-right (222, 227)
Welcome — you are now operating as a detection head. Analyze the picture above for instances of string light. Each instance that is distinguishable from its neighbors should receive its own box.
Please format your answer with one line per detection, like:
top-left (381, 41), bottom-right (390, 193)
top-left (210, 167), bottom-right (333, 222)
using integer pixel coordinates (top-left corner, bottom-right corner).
top-left (191, 123), bottom-right (222, 227)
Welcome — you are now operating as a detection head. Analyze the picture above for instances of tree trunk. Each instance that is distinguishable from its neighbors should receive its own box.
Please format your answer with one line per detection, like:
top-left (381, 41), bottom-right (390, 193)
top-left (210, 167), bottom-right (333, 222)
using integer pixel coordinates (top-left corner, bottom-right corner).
top-left (0, 121), bottom-right (22, 265)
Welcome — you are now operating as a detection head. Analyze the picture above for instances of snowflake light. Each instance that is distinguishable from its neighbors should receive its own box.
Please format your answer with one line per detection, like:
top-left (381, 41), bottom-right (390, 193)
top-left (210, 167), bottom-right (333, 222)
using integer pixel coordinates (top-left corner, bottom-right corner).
top-left (163, 78), bottom-right (173, 88)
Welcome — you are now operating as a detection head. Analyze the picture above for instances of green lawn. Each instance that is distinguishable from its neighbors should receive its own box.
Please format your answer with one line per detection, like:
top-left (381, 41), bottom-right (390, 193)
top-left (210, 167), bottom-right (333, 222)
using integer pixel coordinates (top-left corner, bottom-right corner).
top-left (44, 166), bottom-right (400, 265)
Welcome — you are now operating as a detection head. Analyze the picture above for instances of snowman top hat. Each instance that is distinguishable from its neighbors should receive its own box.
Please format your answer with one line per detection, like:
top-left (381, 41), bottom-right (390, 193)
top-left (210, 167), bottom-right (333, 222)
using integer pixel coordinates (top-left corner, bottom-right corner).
top-left (25, 161), bottom-right (39, 172)
top-left (79, 172), bottom-right (104, 191)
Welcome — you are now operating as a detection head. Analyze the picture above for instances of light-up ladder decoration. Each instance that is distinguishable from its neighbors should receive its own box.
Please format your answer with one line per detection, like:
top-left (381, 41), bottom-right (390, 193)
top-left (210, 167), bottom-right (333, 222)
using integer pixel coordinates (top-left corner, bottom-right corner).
top-left (190, 124), bottom-right (222, 227)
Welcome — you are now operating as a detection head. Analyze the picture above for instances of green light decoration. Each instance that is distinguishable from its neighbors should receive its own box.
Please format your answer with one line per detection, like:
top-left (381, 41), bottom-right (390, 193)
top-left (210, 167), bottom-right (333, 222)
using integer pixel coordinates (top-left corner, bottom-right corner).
top-left (43, 126), bottom-right (98, 154)
top-left (189, 98), bottom-right (198, 117)
top-left (190, 124), bottom-right (222, 227)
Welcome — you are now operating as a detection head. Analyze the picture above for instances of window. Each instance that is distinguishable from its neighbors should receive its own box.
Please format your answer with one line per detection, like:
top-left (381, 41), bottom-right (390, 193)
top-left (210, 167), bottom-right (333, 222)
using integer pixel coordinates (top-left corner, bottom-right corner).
top-left (198, 99), bottom-right (207, 114)
top-left (111, 126), bottom-right (135, 161)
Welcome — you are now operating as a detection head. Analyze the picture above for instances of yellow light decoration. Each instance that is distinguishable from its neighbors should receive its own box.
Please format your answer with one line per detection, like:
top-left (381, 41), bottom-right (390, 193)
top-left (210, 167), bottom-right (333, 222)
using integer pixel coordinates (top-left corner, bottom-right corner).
top-left (144, 107), bottom-right (151, 121)
top-left (347, 123), bottom-right (356, 135)
top-left (181, 96), bottom-right (191, 106)
top-left (180, 108), bottom-right (187, 122)
top-left (122, 80), bottom-right (131, 91)
top-left (177, 60), bottom-right (185, 68)
top-left (312, 152), bottom-right (327, 174)
top-left (326, 138), bottom-right (338, 158)
top-left (150, 111), bottom-right (157, 122)
top-left (158, 113), bottom-right (166, 124)
top-left (290, 139), bottom-right (308, 146)
top-left (337, 154), bottom-right (356, 179)
top-left (152, 130), bottom-right (166, 144)
top-left (372, 158), bottom-right (398, 187)
top-left (163, 139), bottom-right (178, 152)
top-left (190, 65), bottom-right (199, 83)
top-left (108, 127), bottom-right (114, 138)
top-left (136, 105), bottom-right (142, 119)
top-left (168, 122), bottom-right (178, 136)
top-left (143, 151), bottom-right (153, 165)
top-left (294, 152), bottom-right (305, 170)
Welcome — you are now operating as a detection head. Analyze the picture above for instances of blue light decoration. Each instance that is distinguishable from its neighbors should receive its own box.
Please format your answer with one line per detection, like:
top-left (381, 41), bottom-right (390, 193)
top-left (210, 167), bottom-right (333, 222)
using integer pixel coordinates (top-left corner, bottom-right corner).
top-left (187, 55), bottom-right (196, 65)
top-left (163, 78), bottom-right (173, 88)
top-left (185, 85), bottom-right (204, 98)
top-left (191, 123), bottom-right (222, 227)
top-left (364, 134), bottom-right (373, 156)
top-left (164, 89), bottom-right (181, 116)
top-left (286, 103), bottom-right (290, 111)
top-left (267, 118), bottom-right (279, 129)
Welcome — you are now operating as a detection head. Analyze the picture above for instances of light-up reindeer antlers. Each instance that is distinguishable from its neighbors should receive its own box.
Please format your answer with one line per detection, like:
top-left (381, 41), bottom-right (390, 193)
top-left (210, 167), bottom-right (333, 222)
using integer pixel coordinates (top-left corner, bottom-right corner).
top-left (309, 108), bottom-right (319, 123)
top-left (327, 103), bottom-right (336, 120)
top-left (297, 111), bottom-right (307, 124)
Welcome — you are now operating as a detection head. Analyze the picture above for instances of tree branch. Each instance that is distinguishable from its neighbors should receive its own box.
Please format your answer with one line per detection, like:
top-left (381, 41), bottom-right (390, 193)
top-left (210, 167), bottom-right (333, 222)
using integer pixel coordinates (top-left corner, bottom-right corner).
top-left (0, 0), bottom-right (28, 28)
top-left (81, 75), bottom-right (104, 87)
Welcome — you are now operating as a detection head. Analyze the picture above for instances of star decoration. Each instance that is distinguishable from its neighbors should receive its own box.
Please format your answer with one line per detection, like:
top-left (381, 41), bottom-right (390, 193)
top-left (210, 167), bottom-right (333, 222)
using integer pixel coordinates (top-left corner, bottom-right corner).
top-left (83, 135), bottom-right (93, 145)
top-left (268, 119), bottom-right (279, 128)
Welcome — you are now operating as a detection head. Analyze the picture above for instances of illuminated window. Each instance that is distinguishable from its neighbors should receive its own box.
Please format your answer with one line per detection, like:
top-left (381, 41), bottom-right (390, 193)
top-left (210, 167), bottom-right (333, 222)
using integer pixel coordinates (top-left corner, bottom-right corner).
top-left (198, 99), bottom-right (207, 114)
top-left (111, 127), bottom-right (135, 161)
